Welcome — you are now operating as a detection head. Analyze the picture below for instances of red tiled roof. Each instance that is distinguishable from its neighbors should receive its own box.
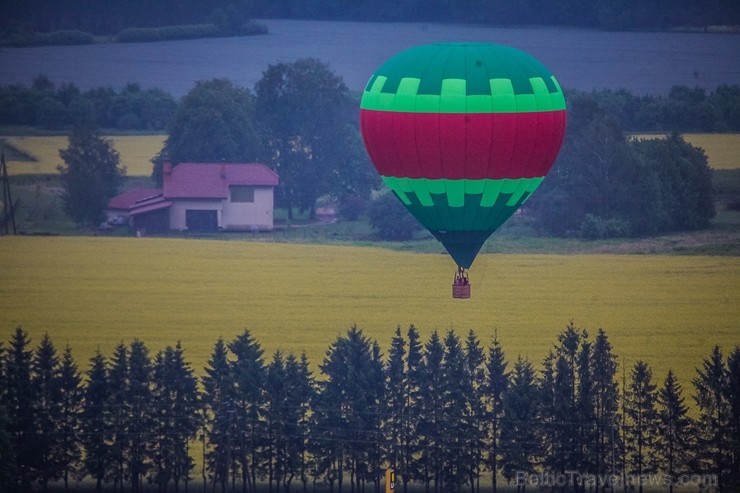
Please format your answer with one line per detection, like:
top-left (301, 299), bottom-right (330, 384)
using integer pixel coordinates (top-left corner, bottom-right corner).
top-left (164, 162), bottom-right (278, 199)
top-left (108, 188), bottom-right (162, 210)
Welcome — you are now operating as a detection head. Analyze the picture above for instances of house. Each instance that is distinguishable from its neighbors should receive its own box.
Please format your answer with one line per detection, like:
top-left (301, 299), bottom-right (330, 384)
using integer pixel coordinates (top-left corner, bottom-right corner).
top-left (107, 162), bottom-right (279, 234)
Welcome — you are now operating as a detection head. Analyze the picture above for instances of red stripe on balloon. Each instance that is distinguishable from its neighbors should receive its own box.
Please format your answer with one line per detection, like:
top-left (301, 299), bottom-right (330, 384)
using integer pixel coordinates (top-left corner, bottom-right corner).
top-left (360, 109), bottom-right (567, 180)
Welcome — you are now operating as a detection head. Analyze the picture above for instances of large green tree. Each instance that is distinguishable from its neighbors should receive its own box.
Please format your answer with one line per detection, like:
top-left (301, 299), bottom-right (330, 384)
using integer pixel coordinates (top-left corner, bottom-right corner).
top-left (153, 78), bottom-right (261, 186)
top-left (58, 123), bottom-right (124, 227)
top-left (255, 58), bottom-right (375, 220)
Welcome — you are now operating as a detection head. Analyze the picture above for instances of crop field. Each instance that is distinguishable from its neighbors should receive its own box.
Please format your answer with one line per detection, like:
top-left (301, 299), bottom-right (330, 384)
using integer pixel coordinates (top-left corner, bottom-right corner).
top-left (632, 133), bottom-right (740, 169)
top-left (1, 236), bottom-right (738, 393)
top-left (2, 135), bottom-right (165, 175)
top-left (2, 133), bottom-right (740, 176)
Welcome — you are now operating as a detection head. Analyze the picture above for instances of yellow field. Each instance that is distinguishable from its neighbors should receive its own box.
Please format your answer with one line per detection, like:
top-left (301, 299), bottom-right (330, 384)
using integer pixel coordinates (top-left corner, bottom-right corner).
top-left (3, 133), bottom-right (739, 176)
top-left (632, 133), bottom-right (740, 169)
top-left (2, 135), bottom-right (165, 176)
top-left (1, 236), bottom-right (738, 393)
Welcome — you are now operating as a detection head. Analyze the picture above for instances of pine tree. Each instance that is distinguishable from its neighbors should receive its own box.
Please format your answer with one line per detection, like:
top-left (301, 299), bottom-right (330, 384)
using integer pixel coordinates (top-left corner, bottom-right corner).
top-left (500, 356), bottom-right (539, 492)
top-left (656, 370), bottom-right (692, 493)
top-left (693, 345), bottom-right (732, 492)
top-left (484, 335), bottom-right (508, 493)
top-left (58, 345), bottom-right (83, 491)
top-left (81, 351), bottom-right (112, 493)
top-left (5, 327), bottom-right (35, 491)
top-left (624, 361), bottom-right (658, 493)
top-left (31, 333), bottom-right (64, 490)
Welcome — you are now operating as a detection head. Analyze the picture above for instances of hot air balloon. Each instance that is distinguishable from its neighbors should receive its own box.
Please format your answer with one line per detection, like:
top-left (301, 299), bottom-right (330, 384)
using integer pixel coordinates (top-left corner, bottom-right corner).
top-left (359, 43), bottom-right (566, 298)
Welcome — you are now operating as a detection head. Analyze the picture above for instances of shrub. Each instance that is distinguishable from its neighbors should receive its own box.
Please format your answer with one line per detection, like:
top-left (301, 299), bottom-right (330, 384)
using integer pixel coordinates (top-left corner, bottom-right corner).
top-left (368, 192), bottom-right (421, 241)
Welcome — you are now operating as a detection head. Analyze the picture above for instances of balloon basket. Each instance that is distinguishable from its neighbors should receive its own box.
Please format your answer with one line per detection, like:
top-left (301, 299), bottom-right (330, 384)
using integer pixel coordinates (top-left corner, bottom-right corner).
top-left (452, 283), bottom-right (471, 299)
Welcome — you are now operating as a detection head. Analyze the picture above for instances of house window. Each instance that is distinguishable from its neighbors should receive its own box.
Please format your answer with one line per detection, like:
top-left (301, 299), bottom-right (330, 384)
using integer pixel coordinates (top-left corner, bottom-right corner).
top-left (230, 186), bottom-right (255, 203)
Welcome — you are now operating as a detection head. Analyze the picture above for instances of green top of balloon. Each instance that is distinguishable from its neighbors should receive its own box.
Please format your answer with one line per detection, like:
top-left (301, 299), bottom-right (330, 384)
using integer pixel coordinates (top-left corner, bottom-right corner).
top-left (361, 42), bottom-right (565, 113)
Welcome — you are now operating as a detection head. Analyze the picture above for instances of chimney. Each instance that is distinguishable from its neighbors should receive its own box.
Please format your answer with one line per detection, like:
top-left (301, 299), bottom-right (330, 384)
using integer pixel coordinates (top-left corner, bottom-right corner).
top-left (163, 161), bottom-right (172, 194)
top-left (220, 164), bottom-right (226, 179)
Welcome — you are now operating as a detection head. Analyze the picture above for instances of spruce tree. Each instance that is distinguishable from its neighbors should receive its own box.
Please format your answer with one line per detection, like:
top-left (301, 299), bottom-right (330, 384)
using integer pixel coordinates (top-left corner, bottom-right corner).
top-left (5, 327), bottom-right (35, 490)
top-left (384, 327), bottom-right (407, 478)
top-left (283, 352), bottom-right (314, 493)
top-left (201, 337), bottom-right (236, 493)
top-left (264, 351), bottom-right (287, 492)
top-left (624, 361), bottom-right (658, 493)
top-left (727, 347), bottom-right (740, 491)
top-left (58, 345), bottom-right (83, 491)
top-left (127, 339), bottom-right (152, 493)
top-left (656, 370), bottom-right (692, 493)
top-left (463, 330), bottom-right (486, 493)
top-left (485, 335), bottom-right (508, 493)
top-left (693, 346), bottom-right (731, 492)
top-left (31, 333), bottom-right (64, 490)
top-left (500, 356), bottom-right (539, 490)
top-left (591, 328), bottom-right (620, 487)
top-left (403, 325), bottom-right (424, 492)
top-left (229, 329), bottom-right (266, 492)
top-left (81, 351), bottom-right (112, 493)
top-left (108, 342), bottom-right (128, 491)
top-left (419, 331), bottom-right (444, 493)
top-left (151, 342), bottom-right (199, 491)
top-left (439, 330), bottom-right (470, 492)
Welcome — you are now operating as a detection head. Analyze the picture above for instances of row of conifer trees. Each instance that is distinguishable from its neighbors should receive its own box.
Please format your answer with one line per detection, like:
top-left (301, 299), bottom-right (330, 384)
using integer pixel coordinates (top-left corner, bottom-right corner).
top-left (1, 324), bottom-right (738, 493)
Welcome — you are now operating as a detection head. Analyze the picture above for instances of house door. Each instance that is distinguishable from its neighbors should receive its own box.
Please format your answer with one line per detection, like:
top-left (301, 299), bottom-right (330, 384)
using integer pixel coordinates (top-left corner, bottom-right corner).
top-left (186, 210), bottom-right (218, 232)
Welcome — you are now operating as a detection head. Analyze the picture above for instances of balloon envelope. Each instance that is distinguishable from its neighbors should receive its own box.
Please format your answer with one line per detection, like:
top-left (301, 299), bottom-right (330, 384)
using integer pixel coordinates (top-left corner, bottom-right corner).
top-left (360, 43), bottom-right (566, 268)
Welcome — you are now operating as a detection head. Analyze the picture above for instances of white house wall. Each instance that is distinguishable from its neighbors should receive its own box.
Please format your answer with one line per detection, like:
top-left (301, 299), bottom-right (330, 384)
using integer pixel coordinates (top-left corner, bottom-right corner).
top-left (168, 188), bottom-right (274, 231)
top-left (221, 187), bottom-right (274, 231)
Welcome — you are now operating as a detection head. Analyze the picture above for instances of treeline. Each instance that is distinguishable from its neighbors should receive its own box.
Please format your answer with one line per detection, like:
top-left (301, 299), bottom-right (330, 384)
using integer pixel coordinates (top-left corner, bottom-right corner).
top-left (2, 324), bottom-right (739, 492)
top-left (4, 78), bottom-right (740, 134)
top-left (2, 0), bottom-right (739, 35)
top-left (0, 77), bottom-right (177, 131)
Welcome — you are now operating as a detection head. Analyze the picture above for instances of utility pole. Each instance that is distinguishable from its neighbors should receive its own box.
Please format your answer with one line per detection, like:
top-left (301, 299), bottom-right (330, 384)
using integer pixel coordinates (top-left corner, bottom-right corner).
top-left (1, 153), bottom-right (18, 234)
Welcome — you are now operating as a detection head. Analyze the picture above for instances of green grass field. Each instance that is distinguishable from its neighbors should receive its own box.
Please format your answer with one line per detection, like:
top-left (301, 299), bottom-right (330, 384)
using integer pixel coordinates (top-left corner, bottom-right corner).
top-left (1, 236), bottom-right (737, 394)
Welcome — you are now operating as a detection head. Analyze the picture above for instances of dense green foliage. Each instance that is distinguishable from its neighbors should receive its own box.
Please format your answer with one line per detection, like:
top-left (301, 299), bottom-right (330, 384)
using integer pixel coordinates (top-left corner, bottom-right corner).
top-left (57, 124), bottom-right (125, 227)
top-left (526, 92), bottom-right (717, 238)
top-left (152, 79), bottom-right (261, 186)
top-left (0, 77), bottom-right (177, 131)
top-left (255, 58), bottom-right (376, 219)
top-left (2, 0), bottom-right (738, 36)
top-left (1, 325), bottom-right (738, 492)
top-left (116, 21), bottom-right (267, 43)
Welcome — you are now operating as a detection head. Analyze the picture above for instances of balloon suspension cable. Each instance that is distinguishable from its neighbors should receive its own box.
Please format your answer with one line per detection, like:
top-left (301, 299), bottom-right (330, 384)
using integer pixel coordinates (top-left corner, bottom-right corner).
top-left (453, 266), bottom-right (469, 286)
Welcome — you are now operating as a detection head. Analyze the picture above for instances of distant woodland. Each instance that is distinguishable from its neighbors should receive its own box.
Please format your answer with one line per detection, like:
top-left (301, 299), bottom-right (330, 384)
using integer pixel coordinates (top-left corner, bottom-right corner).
top-left (2, 0), bottom-right (739, 36)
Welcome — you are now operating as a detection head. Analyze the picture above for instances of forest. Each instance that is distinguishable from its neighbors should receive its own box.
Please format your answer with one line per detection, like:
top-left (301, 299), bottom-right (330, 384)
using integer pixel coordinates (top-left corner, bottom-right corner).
top-left (2, 0), bottom-right (739, 36)
top-left (1, 324), bottom-right (738, 493)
